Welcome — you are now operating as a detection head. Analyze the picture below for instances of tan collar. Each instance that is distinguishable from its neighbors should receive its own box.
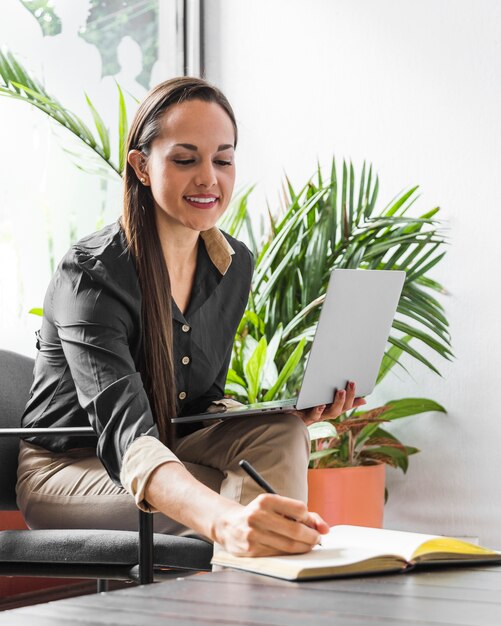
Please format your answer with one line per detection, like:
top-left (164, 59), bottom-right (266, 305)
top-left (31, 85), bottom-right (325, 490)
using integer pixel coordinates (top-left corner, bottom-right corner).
top-left (200, 227), bottom-right (235, 275)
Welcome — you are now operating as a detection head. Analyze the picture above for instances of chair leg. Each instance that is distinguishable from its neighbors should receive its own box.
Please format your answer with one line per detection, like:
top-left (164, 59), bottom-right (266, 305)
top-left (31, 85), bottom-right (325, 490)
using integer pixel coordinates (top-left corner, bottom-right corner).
top-left (139, 509), bottom-right (154, 584)
top-left (96, 579), bottom-right (109, 593)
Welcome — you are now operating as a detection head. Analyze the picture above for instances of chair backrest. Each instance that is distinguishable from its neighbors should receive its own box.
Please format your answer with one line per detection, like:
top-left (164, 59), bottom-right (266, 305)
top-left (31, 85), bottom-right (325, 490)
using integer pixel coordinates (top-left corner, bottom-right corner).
top-left (0, 349), bottom-right (35, 510)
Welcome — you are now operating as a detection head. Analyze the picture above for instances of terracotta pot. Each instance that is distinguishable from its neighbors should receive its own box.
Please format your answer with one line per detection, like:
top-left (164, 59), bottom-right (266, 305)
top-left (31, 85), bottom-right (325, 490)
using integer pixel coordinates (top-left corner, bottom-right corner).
top-left (307, 463), bottom-right (385, 528)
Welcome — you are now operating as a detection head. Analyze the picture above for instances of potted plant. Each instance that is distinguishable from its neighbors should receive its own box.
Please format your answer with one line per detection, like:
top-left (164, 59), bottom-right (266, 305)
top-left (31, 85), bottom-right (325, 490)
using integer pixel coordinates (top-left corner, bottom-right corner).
top-left (307, 397), bottom-right (445, 527)
top-left (220, 162), bottom-right (450, 527)
top-left (1, 49), bottom-right (451, 528)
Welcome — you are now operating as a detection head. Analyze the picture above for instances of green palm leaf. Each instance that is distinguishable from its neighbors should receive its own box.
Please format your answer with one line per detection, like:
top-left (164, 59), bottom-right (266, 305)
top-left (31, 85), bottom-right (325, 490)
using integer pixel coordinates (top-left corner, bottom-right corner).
top-left (117, 81), bottom-right (128, 172)
top-left (0, 48), bottom-right (123, 178)
top-left (85, 93), bottom-right (111, 161)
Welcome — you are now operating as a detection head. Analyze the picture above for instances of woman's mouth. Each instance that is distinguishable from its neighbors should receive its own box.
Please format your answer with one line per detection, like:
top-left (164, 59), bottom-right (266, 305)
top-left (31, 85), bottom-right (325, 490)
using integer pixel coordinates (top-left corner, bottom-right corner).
top-left (184, 195), bottom-right (219, 209)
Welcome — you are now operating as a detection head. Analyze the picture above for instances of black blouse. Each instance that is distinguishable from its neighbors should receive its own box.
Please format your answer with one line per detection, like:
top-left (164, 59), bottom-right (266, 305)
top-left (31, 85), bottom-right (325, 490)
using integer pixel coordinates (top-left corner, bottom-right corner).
top-left (21, 220), bottom-right (253, 485)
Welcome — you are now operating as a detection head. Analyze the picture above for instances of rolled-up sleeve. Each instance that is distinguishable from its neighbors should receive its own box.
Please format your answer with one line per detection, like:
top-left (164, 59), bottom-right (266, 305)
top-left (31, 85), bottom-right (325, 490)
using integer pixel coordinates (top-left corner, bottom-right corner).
top-left (120, 435), bottom-right (182, 511)
top-left (51, 251), bottom-right (177, 493)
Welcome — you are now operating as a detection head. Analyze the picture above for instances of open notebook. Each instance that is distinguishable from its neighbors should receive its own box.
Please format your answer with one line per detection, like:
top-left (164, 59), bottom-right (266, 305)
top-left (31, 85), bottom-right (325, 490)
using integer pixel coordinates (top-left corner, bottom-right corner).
top-left (212, 525), bottom-right (501, 581)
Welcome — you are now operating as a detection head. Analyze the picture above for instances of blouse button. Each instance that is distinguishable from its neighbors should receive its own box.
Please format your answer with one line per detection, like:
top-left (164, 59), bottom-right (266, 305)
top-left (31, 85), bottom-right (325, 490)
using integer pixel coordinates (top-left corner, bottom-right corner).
top-left (178, 391), bottom-right (187, 400)
top-left (181, 324), bottom-right (190, 333)
top-left (181, 356), bottom-right (190, 365)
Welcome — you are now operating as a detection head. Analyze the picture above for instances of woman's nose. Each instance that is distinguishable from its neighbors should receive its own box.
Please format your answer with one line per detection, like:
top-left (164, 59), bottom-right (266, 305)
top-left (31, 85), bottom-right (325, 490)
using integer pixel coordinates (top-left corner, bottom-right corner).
top-left (195, 161), bottom-right (217, 188)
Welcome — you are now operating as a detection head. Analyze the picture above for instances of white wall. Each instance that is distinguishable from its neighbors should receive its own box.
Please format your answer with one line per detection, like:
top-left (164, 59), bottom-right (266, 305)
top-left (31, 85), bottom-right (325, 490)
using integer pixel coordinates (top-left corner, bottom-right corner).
top-left (205, 0), bottom-right (501, 546)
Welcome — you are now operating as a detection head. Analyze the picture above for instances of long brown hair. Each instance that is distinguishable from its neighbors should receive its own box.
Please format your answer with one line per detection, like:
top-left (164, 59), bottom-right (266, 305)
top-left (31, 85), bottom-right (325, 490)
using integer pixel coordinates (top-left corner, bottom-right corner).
top-left (122, 77), bottom-right (238, 445)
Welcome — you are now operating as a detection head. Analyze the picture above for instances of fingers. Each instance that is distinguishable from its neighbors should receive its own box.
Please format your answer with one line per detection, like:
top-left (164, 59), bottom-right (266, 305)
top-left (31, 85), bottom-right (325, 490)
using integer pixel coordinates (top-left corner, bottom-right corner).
top-left (295, 382), bottom-right (367, 425)
top-left (330, 388), bottom-right (347, 414)
top-left (245, 494), bottom-right (322, 554)
top-left (295, 404), bottom-right (325, 426)
top-left (306, 510), bottom-right (330, 534)
top-left (316, 387), bottom-right (347, 421)
top-left (262, 492), bottom-right (306, 514)
top-left (292, 404), bottom-right (326, 426)
top-left (217, 495), bottom-right (330, 556)
top-left (322, 381), bottom-right (366, 419)
top-left (344, 380), bottom-right (356, 410)
top-left (253, 521), bottom-right (320, 555)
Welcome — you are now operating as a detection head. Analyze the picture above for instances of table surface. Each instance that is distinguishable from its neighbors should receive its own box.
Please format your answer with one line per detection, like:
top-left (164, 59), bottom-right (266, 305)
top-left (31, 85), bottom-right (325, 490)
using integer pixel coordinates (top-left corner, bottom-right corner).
top-left (2, 565), bottom-right (501, 625)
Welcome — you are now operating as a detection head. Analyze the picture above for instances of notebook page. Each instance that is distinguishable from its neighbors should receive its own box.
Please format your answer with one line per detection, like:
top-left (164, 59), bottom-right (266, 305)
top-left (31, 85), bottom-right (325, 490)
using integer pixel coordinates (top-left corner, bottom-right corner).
top-left (324, 525), bottom-right (439, 562)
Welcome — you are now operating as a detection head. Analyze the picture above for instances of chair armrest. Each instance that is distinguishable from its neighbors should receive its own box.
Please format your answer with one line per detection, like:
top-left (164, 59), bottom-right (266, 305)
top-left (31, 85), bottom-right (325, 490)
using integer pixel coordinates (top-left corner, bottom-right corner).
top-left (0, 427), bottom-right (95, 437)
top-left (0, 425), bottom-right (155, 583)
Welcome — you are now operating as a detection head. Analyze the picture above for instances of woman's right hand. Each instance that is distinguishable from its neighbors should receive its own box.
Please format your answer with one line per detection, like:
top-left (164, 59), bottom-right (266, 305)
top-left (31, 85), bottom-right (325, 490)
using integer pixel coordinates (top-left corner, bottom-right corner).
top-left (212, 494), bottom-right (329, 557)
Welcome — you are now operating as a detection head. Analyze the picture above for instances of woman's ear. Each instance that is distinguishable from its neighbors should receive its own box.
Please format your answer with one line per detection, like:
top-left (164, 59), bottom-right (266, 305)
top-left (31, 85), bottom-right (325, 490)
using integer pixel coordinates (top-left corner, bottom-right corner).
top-left (127, 149), bottom-right (150, 185)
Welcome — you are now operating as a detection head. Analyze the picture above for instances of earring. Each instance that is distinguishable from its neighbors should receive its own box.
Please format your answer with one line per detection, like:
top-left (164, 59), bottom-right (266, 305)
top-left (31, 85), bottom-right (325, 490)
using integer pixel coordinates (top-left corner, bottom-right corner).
top-left (140, 177), bottom-right (146, 184)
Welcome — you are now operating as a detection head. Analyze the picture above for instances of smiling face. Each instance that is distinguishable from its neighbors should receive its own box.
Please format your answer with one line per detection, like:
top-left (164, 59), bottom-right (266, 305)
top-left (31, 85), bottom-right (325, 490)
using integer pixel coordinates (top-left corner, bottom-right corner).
top-left (129, 99), bottom-right (236, 234)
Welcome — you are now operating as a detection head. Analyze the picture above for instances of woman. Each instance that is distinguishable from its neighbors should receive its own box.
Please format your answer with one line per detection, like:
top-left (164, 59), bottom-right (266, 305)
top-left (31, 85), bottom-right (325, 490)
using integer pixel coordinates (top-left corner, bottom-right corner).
top-left (17, 77), bottom-right (364, 556)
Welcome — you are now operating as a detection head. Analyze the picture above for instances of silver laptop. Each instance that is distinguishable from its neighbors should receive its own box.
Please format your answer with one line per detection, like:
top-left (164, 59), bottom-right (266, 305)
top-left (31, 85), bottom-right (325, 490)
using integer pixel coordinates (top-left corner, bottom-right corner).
top-left (172, 269), bottom-right (406, 424)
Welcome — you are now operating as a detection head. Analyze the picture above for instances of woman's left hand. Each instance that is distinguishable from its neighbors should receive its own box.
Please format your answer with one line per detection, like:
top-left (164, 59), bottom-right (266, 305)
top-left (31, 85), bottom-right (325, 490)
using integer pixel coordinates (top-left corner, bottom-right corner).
top-left (292, 381), bottom-right (367, 426)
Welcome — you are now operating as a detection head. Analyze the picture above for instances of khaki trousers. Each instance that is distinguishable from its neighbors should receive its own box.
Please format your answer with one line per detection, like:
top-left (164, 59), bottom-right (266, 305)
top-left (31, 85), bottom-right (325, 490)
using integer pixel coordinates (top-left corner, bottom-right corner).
top-left (16, 413), bottom-right (310, 537)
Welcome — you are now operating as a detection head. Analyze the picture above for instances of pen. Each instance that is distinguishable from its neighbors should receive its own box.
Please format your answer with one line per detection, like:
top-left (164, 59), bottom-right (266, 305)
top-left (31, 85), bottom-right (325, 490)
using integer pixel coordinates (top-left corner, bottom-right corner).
top-left (239, 459), bottom-right (277, 494)
top-left (238, 459), bottom-right (322, 545)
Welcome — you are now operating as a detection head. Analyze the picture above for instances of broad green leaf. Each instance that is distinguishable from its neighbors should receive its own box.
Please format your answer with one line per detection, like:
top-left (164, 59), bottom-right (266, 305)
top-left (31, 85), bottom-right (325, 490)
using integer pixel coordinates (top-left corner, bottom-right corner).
top-left (308, 421), bottom-right (338, 441)
top-left (380, 398), bottom-right (446, 421)
top-left (263, 337), bottom-right (306, 401)
top-left (28, 307), bottom-right (43, 316)
top-left (309, 449), bottom-right (337, 461)
top-left (226, 369), bottom-right (247, 387)
top-left (238, 310), bottom-right (265, 336)
top-left (266, 324), bottom-right (283, 364)
top-left (360, 445), bottom-right (410, 473)
top-left (241, 333), bottom-right (259, 369)
top-left (224, 382), bottom-right (248, 399)
top-left (261, 360), bottom-right (278, 391)
top-left (355, 424), bottom-right (403, 453)
top-left (244, 336), bottom-right (267, 403)
top-left (262, 324), bottom-right (282, 389)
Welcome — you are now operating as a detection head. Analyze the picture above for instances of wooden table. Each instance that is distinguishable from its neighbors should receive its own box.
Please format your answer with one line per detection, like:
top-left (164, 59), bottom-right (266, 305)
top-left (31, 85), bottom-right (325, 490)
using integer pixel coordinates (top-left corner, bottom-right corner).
top-left (2, 565), bottom-right (501, 625)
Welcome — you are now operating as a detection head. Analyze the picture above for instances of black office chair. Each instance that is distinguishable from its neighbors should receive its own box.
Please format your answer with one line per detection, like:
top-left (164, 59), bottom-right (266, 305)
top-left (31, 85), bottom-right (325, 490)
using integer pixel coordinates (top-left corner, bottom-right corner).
top-left (0, 349), bottom-right (212, 591)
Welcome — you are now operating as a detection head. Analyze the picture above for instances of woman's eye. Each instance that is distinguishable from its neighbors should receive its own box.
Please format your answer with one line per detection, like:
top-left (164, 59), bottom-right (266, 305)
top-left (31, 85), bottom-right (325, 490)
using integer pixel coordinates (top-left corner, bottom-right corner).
top-left (173, 159), bottom-right (195, 165)
top-left (215, 160), bottom-right (233, 167)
